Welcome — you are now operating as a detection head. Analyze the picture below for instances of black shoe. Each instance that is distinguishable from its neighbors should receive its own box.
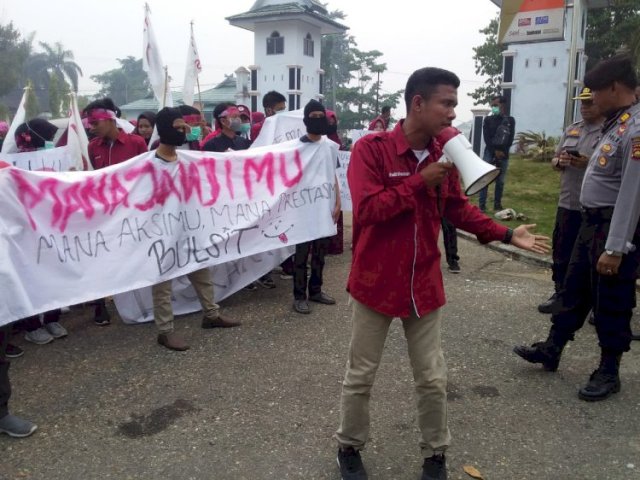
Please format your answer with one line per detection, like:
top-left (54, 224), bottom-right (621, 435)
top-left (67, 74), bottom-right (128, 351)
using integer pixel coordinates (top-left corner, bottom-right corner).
top-left (308, 292), bottom-right (336, 305)
top-left (94, 304), bottom-right (111, 326)
top-left (513, 341), bottom-right (561, 372)
top-left (578, 369), bottom-right (621, 401)
top-left (447, 261), bottom-right (460, 274)
top-left (421, 453), bottom-right (447, 480)
top-left (244, 282), bottom-right (258, 291)
top-left (494, 204), bottom-right (503, 211)
top-left (337, 447), bottom-right (367, 480)
top-left (537, 293), bottom-right (559, 314)
top-left (293, 299), bottom-right (311, 314)
top-left (4, 343), bottom-right (24, 359)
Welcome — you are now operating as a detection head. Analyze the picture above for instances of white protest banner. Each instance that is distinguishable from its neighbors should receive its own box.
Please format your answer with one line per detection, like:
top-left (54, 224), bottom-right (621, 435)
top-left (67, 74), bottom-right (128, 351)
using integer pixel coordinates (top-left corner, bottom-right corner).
top-left (0, 140), bottom-right (337, 325)
top-left (336, 150), bottom-right (352, 212)
top-left (0, 146), bottom-right (79, 172)
top-left (1, 87), bottom-right (27, 154)
top-left (251, 109), bottom-right (305, 147)
top-left (348, 129), bottom-right (373, 146)
top-left (67, 93), bottom-right (91, 171)
top-left (114, 246), bottom-right (293, 324)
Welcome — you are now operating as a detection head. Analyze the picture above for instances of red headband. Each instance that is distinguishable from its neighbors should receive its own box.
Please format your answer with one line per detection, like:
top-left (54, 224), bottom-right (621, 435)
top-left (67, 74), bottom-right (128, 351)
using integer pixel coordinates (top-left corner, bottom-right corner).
top-left (183, 114), bottom-right (202, 124)
top-left (82, 109), bottom-right (117, 128)
top-left (219, 107), bottom-right (239, 118)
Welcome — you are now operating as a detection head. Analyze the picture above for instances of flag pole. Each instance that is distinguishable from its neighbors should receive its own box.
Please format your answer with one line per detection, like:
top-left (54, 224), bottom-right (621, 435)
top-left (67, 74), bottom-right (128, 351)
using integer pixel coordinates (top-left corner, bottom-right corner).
top-left (162, 66), bottom-right (169, 109)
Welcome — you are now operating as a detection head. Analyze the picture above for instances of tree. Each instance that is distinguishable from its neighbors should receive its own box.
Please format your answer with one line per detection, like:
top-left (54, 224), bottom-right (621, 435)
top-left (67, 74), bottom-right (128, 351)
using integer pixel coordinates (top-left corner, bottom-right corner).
top-left (91, 56), bottom-right (152, 106)
top-left (0, 22), bottom-right (31, 97)
top-left (585, 2), bottom-right (640, 70)
top-left (36, 41), bottom-right (83, 92)
top-left (321, 10), bottom-right (402, 130)
top-left (470, 16), bottom-right (506, 106)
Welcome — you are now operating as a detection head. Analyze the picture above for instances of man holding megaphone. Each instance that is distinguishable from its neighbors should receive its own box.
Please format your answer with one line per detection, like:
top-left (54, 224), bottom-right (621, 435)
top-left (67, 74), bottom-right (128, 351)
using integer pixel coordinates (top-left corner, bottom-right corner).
top-left (334, 67), bottom-right (550, 480)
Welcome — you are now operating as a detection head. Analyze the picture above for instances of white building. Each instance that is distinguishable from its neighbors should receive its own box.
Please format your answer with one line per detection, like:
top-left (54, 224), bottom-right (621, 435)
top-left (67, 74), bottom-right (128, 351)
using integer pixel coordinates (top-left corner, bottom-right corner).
top-left (227, 0), bottom-right (347, 113)
top-left (489, 0), bottom-right (614, 138)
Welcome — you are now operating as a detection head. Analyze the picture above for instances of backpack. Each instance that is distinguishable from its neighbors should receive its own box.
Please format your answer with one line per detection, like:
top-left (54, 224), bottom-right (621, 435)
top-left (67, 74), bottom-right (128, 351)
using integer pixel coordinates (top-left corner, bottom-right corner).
top-left (491, 118), bottom-right (512, 148)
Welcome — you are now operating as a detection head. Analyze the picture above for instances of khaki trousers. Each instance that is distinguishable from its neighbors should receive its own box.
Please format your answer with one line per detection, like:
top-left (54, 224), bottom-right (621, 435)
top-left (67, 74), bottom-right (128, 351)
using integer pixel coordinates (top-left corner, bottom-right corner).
top-left (336, 299), bottom-right (451, 457)
top-left (151, 268), bottom-right (220, 333)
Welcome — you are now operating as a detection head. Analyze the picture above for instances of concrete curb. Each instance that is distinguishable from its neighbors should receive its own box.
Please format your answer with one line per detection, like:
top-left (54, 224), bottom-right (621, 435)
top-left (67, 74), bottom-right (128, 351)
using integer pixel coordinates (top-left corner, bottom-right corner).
top-left (457, 230), bottom-right (552, 269)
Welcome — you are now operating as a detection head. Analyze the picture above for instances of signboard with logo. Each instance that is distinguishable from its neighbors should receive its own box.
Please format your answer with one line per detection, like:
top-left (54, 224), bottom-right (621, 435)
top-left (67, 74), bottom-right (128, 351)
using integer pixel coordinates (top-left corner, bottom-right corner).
top-left (498, 0), bottom-right (566, 44)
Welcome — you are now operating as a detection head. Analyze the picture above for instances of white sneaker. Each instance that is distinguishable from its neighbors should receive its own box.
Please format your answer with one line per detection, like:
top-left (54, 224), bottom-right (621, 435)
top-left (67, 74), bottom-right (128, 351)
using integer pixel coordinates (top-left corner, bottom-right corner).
top-left (24, 327), bottom-right (54, 345)
top-left (45, 322), bottom-right (68, 339)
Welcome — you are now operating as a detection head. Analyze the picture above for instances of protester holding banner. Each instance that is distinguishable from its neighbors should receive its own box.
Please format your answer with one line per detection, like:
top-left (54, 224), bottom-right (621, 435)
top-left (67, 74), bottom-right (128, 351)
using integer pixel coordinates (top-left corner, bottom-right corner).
top-left (335, 67), bottom-right (549, 480)
top-left (14, 119), bottom-right (58, 152)
top-left (292, 100), bottom-right (341, 314)
top-left (150, 107), bottom-right (241, 351)
top-left (85, 98), bottom-right (148, 325)
top-left (0, 121), bottom-right (10, 150)
top-left (202, 103), bottom-right (252, 152)
top-left (250, 90), bottom-right (287, 143)
top-left (134, 111), bottom-right (157, 146)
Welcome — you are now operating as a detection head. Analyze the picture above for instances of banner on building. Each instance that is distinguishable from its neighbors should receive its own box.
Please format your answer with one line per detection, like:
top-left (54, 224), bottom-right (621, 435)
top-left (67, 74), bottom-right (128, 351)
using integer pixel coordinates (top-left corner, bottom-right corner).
top-left (0, 141), bottom-right (337, 325)
top-left (498, 0), bottom-right (566, 44)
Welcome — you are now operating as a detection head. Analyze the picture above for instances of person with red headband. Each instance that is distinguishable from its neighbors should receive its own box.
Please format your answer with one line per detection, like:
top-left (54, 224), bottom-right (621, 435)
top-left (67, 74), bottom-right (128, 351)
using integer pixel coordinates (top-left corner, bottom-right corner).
top-left (85, 98), bottom-right (148, 325)
top-left (202, 103), bottom-right (252, 152)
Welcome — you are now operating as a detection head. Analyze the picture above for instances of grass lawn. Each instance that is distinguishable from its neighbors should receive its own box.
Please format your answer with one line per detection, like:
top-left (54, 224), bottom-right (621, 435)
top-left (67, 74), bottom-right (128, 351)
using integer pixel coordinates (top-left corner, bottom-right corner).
top-left (468, 155), bottom-right (560, 239)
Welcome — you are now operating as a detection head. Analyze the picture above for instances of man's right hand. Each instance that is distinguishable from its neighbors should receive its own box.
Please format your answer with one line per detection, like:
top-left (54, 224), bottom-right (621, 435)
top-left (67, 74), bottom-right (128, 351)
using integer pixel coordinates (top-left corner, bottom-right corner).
top-left (558, 151), bottom-right (573, 167)
top-left (420, 162), bottom-right (454, 187)
top-left (494, 150), bottom-right (506, 160)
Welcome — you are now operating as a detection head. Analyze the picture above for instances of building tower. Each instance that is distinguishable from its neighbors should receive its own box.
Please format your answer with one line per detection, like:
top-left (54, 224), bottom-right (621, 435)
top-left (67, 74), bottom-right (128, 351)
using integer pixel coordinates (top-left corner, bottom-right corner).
top-left (227, 0), bottom-right (347, 113)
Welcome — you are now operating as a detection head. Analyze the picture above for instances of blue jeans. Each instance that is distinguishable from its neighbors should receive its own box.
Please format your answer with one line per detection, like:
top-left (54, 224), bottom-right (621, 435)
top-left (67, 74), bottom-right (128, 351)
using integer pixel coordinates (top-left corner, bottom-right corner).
top-left (478, 149), bottom-right (508, 211)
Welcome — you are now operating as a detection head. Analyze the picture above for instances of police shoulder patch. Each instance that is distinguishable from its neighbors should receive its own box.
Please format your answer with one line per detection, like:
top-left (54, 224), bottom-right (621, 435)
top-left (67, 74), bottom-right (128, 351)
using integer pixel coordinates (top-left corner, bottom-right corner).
top-left (632, 137), bottom-right (640, 160)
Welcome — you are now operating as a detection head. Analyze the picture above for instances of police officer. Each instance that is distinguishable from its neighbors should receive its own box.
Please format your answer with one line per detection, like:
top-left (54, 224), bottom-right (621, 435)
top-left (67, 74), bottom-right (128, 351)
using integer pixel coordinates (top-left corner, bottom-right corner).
top-left (514, 55), bottom-right (640, 401)
top-left (538, 88), bottom-right (604, 313)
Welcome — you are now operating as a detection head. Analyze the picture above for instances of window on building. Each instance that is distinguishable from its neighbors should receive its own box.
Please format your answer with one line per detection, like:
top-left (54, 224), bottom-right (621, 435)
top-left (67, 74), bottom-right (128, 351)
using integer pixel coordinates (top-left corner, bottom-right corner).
top-left (250, 69), bottom-right (257, 90)
top-left (503, 56), bottom-right (514, 83)
top-left (303, 33), bottom-right (314, 57)
top-left (525, 59), bottom-right (529, 68)
top-left (319, 73), bottom-right (324, 95)
top-left (251, 96), bottom-right (258, 113)
top-left (267, 31), bottom-right (284, 55)
top-left (288, 67), bottom-right (301, 90)
top-left (288, 94), bottom-right (295, 111)
top-left (538, 58), bottom-right (543, 68)
top-left (502, 89), bottom-right (512, 115)
top-left (552, 58), bottom-right (557, 67)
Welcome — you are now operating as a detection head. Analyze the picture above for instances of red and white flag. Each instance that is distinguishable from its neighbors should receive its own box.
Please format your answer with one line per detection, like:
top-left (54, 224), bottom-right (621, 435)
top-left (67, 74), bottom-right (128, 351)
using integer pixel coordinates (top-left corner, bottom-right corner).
top-left (142, 4), bottom-right (173, 107)
top-left (66, 93), bottom-right (91, 170)
top-left (182, 22), bottom-right (202, 107)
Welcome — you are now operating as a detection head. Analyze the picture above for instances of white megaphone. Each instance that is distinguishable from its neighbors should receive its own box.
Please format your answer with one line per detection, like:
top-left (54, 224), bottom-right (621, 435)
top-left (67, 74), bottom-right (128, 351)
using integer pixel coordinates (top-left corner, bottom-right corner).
top-left (438, 127), bottom-right (500, 196)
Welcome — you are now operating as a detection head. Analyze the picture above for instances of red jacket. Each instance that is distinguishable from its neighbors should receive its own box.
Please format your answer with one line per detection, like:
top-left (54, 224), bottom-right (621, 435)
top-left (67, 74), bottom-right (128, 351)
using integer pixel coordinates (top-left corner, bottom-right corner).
top-left (347, 121), bottom-right (508, 318)
top-left (88, 130), bottom-right (148, 169)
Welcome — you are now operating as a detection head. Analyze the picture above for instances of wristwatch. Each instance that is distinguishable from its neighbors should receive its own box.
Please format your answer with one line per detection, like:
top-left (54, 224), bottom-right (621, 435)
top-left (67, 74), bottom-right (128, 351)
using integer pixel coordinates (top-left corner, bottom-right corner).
top-left (502, 228), bottom-right (513, 244)
top-left (605, 250), bottom-right (622, 257)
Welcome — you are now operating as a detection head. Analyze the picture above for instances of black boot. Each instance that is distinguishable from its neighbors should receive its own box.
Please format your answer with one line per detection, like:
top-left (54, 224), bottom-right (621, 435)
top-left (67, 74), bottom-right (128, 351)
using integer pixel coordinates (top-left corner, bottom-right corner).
top-left (538, 292), bottom-right (560, 314)
top-left (513, 329), bottom-right (567, 372)
top-left (578, 352), bottom-right (621, 402)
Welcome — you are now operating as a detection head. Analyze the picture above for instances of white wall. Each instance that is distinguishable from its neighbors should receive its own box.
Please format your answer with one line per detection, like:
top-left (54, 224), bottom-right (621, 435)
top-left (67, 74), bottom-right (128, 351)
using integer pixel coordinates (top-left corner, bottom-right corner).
top-left (252, 20), bottom-right (323, 111)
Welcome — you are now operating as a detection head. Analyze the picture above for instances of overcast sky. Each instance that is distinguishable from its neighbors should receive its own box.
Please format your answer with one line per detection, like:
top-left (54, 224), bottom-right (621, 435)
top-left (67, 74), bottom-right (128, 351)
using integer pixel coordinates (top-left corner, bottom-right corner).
top-left (0, 0), bottom-right (499, 122)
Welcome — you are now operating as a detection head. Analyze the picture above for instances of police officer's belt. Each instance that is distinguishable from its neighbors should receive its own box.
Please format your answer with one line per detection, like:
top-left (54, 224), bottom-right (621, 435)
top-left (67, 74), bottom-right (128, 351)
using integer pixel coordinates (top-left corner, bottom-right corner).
top-left (580, 206), bottom-right (614, 221)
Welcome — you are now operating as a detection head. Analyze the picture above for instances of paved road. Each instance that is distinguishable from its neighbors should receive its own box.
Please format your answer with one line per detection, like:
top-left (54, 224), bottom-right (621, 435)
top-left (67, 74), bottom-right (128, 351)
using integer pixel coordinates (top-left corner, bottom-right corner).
top-left (2, 232), bottom-right (640, 480)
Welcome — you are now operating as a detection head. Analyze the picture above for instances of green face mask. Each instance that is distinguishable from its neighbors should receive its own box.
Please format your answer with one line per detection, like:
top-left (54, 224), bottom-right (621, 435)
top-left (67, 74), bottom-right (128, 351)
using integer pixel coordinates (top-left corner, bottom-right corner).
top-left (237, 123), bottom-right (251, 134)
top-left (44, 140), bottom-right (55, 150)
top-left (491, 106), bottom-right (500, 115)
top-left (186, 126), bottom-right (201, 141)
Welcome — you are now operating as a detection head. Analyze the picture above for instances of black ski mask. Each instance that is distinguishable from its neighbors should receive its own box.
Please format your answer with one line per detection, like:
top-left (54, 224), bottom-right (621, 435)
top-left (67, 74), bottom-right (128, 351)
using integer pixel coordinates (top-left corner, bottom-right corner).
top-left (156, 107), bottom-right (186, 146)
top-left (303, 99), bottom-right (329, 135)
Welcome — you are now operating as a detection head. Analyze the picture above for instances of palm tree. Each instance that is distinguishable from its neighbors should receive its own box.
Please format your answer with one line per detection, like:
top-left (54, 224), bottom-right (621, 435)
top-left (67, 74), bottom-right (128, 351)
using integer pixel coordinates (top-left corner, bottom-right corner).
top-left (37, 41), bottom-right (83, 92)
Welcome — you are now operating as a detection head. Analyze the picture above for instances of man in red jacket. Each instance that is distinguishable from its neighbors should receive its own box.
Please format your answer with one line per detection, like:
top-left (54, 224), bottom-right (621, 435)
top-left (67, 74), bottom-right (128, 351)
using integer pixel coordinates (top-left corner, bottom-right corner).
top-left (334, 67), bottom-right (550, 480)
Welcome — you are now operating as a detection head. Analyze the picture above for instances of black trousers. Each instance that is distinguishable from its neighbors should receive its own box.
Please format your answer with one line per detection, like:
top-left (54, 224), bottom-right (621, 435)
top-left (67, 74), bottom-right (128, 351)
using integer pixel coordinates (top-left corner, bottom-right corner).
top-left (551, 207), bottom-right (583, 290)
top-left (293, 238), bottom-right (329, 300)
top-left (441, 218), bottom-right (459, 265)
top-left (0, 327), bottom-right (11, 418)
top-left (552, 207), bottom-right (639, 353)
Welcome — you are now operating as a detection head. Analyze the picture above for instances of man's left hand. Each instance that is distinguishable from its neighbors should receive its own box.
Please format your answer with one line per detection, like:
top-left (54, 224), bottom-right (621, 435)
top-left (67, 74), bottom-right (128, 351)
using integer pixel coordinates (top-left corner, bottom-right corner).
top-left (570, 154), bottom-right (589, 168)
top-left (596, 252), bottom-right (622, 276)
top-left (510, 224), bottom-right (551, 254)
top-left (332, 200), bottom-right (341, 224)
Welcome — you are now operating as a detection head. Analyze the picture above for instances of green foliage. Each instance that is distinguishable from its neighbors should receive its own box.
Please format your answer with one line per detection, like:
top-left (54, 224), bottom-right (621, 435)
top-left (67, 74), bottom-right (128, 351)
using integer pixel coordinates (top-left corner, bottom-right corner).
top-left (470, 155), bottom-right (559, 238)
top-left (0, 22), bottom-right (31, 97)
top-left (91, 56), bottom-right (152, 106)
top-left (586, 2), bottom-right (640, 71)
top-left (470, 16), bottom-right (507, 106)
top-left (321, 9), bottom-right (402, 130)
top-left (515, 131), bottom-right (560, 162)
